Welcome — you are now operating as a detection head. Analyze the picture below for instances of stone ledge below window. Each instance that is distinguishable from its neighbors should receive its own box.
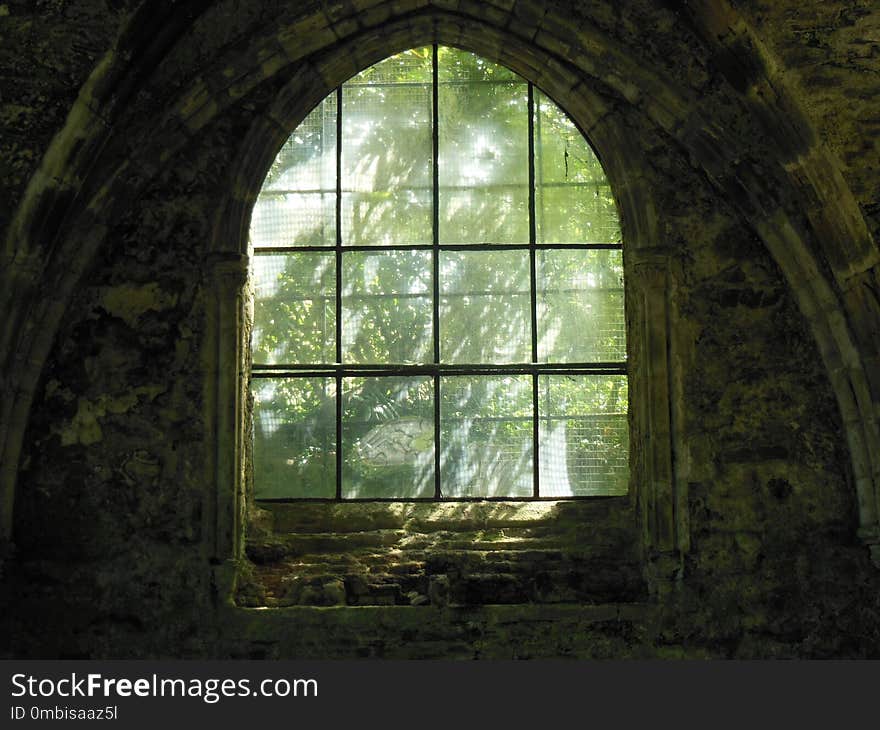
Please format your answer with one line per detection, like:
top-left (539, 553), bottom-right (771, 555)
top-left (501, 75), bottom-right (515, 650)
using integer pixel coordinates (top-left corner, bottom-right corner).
top-left (238, 500), bottom-right (646, 608)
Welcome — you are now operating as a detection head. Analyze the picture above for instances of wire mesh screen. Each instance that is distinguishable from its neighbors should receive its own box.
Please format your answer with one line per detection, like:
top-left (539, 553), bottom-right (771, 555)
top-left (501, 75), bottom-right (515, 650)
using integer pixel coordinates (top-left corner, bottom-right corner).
top-left (534, 88), bottom-right (620, 244)
top-left (252, 94), bottom-right (337, 248)
top-left (342, 376), bottom-right (435, 499)
top-left (252, 253), bottom-right (336, 365)
top-left (251, 193), bottom-right (336, 248)
top-left (440, 375), bottom-right (533, 498)
top-left (537, 249), bottom-right (626, 362)
top-left (253, 377), bottom-right (337, 499)
top-left (538, 374), bottom-right (628, 496)
top-left (539, 414), bottom-right (629, 496)
top-left (349, 47), bottom-right (432, 85)
top-left (439, 415), bottom-right (534, 498)
top-left (250, 46), bottom-right (628, 501)
top-left (342, 84), bottom-right (433, 245)
top-left (438, 46), bottom-right (518, 81)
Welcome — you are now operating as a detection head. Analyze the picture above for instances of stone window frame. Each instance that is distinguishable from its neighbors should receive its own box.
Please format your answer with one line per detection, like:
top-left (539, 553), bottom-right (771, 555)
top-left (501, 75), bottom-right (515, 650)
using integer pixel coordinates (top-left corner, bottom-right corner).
top-left (205, 33), bottom-right (687, 604)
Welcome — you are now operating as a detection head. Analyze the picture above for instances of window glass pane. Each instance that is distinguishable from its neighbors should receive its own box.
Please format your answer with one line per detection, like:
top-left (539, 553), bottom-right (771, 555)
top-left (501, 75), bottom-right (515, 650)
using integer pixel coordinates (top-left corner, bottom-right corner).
top-left (253, 377), bottom-right (336, 499)
top-left (250, 47), bottom-right (629, 503)
top-left (342, 188), bottom-right (433, 246)
top-left (539, 375), bottom-right (628, 496)
top-left (439, 49), bottom-right (528, 244)
top-left (252, 252), bottom-right (335, 365)
top-left (252, 96), bottom-right (337, 247)
top-left (352, 47), bottom-right (433, 84)
top-left (342, 250), bottom-right (433, 364)
top-left (441, 375), bottom-right (533, 497)
top-left (342, 50), bottom-right (432, 245)
top-left (535, 90), bottom-right (619, 244)
top-left (537, 248), bottom-right (625, 363)
top-left (437, 46), bottom-right (518, 81)
top-left (342, 376), bottom-right (435, 498)
top-left (439, 188), bottom-right (529, 245)
top-left (440, 250), bottom-right (531, 363)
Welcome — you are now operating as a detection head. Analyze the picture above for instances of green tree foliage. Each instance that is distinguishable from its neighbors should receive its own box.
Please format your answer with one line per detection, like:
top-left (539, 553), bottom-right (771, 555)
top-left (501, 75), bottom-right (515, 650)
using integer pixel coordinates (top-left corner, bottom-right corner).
top-left (250, 47), bottom-right (627, 499)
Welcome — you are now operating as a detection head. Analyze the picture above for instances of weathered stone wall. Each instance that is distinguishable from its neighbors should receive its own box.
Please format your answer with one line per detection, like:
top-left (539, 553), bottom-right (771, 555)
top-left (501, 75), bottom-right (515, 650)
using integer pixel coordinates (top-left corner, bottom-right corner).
top-left (0, 0), bottom-right (132, 229)
top-left (1, 0), bottom-right (879, 659)
top-left (734, 0), bottom-right (880, 241)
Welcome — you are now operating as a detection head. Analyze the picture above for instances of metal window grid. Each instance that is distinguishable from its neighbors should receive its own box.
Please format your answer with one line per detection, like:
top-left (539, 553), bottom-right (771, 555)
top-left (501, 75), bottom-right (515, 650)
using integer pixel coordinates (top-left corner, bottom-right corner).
top-left (252, 45), bottom-right (626, 502)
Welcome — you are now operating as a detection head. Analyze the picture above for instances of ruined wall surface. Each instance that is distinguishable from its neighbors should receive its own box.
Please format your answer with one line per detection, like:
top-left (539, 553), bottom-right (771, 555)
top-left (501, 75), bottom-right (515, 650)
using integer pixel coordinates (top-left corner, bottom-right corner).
top-left (733, 0), bottom-right (880, 241)
top-left (2, 111), bottom-right (244, 658)
top-left (1, 0), bottom-right (879, 659)
top-left (0, 0), bottom-right (133, 230)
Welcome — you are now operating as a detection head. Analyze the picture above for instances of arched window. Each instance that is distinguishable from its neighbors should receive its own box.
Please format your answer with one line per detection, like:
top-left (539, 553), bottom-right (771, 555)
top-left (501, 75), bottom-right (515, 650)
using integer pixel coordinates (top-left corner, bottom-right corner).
top-left (249, 46), bottom-right (627, 501)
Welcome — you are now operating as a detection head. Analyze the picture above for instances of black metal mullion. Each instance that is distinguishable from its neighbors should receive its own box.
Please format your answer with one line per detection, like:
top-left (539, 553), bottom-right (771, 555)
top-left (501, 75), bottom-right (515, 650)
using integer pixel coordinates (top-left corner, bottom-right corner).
top-left (257, 372), bottom-right (627, 381)
top-left (264, 179), bottom-right (609, 195)
top-left (254, 242), bottom-right (624, 254)
top-left (527, 83), bottom-right (540, 499)
top-left (346, 78), bottom-right (522, 88)
top-left (254, 362), bottom-right (628, 376)
top-left (528, 83), bottom-right (538, 253)
top-left (335, 374), bottom-right (343, 500)
top-left (335, 85), bottom-right (343, 500)
top-left (432, 42), bottom-right (440, 365)
top-left (535, 90), bottom-right (544, 243)
top-left (531, 370), bottom-right (540, 498)
top-left (336, 85), bottom-right (343, 363)
top-left (254, 54), bottom-right (628, 505)
top-left (432, 43), bottom-right (442, 501)
top-left (247, 287), bottom-right (622, 304)
top-left (259, 496), bottom-right (612, 504)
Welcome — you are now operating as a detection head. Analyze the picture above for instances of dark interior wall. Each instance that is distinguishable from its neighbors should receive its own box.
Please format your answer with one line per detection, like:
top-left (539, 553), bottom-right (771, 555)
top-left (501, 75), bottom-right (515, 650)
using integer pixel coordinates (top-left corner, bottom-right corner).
top-left (1, 0), bottom-right (879, 659)
top-left (7, 113), bottom-right (242, 658)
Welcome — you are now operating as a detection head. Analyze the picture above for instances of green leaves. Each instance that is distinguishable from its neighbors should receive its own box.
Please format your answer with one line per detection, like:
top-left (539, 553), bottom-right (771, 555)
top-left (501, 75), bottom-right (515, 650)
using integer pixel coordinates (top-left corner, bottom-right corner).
top-left (250, 47), bottom-right (628, 500)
